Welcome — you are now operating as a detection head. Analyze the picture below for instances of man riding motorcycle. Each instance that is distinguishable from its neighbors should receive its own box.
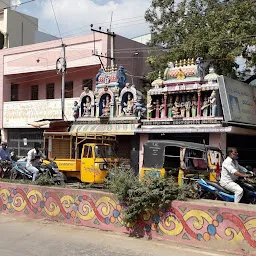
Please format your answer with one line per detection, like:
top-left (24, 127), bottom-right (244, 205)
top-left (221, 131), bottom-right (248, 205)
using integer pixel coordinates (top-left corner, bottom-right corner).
top-left (26, 142), bottom-right (46, 182)
top-left (220, 147), bottom-right (252, 203)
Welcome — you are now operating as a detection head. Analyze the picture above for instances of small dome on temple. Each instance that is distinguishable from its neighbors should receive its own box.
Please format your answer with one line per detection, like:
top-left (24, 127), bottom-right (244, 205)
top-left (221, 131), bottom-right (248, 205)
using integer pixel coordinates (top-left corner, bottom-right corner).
top-left (204, 66), bottom-right (219, 82)
top-left (152, 71), bottom-right (164, 88)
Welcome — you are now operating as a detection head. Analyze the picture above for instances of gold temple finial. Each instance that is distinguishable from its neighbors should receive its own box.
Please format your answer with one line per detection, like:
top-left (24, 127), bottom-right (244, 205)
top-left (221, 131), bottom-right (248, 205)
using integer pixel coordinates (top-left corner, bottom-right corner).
top-left (183, 59), bottom-right (187, 66)
top-left (191, 58), bottom-right (195, 65)
top-left (111, 66), bottom-right (115, 72)
top-left (187, 58), bottom-right (191, 66)
top-left (158, 70), bottom-right (161, 78)
top-left (175, 60), bottom-right (179, 67)
top-left (179, 60), bottom-right (183, 67)
top-left (114, 64), bottom-right (118, 71)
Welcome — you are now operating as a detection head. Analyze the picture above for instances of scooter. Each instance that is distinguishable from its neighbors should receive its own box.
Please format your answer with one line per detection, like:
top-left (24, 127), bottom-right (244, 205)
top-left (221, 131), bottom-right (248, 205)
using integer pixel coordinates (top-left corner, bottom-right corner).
top-left (9, 152), bottom-right (65, 185)
top-left (197, 176), bottom-right (256, 204)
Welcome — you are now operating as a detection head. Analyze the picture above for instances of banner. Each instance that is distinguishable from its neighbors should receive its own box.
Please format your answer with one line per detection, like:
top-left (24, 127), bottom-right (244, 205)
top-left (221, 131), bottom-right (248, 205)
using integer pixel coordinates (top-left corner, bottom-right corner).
top-left (3, 98), bottom-right (79, 128)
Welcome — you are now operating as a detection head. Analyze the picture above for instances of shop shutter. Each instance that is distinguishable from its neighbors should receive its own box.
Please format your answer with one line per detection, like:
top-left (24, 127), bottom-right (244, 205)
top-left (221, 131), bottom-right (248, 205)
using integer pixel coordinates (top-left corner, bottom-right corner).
top-left (52, 139), bottom-right (70, 159)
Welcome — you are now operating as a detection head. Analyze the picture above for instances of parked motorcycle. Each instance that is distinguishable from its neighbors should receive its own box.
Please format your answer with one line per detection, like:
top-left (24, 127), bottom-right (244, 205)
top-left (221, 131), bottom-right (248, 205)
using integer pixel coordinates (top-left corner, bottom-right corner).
top-left (197, 177), bottom-right (256, 204)
top-left (0, 160), bottom-right (12, 178)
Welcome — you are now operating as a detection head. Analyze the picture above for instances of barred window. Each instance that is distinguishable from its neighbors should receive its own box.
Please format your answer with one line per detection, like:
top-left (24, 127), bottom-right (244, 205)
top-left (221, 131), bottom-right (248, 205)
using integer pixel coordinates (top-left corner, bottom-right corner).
top-left (11, 83), bottom-right (19, 101)
top-left (65, 81), bottom-right (73, 98)
top-left (46, 83), bottom-right (55, 99)
top-left (31, 85), bottom-right (38, 100)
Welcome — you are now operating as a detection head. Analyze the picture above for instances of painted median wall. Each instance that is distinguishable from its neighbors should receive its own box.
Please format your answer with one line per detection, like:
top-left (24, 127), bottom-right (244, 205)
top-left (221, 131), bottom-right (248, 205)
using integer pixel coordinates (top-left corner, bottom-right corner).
top-left (0, 182), bottom-right (255, 255)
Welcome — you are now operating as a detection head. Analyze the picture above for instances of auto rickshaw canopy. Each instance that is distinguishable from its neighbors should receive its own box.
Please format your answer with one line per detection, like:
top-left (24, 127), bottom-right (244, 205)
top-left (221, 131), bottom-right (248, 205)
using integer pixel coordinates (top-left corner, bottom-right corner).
top-left (143, 140), bottom-right (222, 169)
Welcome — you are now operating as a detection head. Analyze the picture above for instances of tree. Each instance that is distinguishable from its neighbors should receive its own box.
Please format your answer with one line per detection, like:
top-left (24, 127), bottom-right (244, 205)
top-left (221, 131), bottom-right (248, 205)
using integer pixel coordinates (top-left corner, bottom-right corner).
top-left (145, 0), bottom-right (256, 81)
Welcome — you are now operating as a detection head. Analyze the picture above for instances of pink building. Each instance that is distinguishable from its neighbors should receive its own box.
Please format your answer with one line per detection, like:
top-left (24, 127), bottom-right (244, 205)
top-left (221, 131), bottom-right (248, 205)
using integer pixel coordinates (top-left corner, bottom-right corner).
top-left (0, 33), bottom-right (149, 156)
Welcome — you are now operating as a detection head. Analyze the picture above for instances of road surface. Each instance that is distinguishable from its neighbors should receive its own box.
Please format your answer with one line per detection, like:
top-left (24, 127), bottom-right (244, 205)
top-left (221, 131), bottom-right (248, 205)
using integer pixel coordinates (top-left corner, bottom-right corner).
top-left (0, 214), bottom-right (229, 256)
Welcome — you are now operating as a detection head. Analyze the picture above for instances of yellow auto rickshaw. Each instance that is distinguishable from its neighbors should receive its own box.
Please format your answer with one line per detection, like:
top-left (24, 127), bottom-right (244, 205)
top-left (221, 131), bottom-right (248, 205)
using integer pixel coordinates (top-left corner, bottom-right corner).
top-left (140, 140), bottom-right (223, 185)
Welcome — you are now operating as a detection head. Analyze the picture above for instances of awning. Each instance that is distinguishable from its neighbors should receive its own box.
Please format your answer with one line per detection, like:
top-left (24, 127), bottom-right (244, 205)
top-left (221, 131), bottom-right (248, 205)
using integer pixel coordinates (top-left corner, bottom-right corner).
top-left (136, 124), bottom-right (232, 134)
top-left (70, 123), bottom-right (140, 136)
top-left (136, 124), bottom-right (256, 135)
top-left (28, 120), bottom-right (51, 128)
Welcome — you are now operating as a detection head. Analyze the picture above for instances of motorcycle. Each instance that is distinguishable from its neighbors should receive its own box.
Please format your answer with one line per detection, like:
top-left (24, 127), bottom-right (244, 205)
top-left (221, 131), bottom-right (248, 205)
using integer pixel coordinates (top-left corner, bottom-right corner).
top-left (38, 160), bottom-right (65, 185)
top-left (9, 152), bottom-right (65, 185)
top-left (10, 161), bottom-right (33, 180)
top-left (197, 176), bottom-right (256, 204)
top-left (0, 160), bottom-right (12, 178)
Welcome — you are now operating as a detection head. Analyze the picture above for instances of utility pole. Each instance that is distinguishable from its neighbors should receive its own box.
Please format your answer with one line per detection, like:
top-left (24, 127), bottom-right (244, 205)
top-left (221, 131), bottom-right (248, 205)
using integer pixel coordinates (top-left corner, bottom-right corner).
top-left (91, 25), bottom-right (115, 68)
top-left (56, 43), bottom-right (66, 120)
top-left (109, 12), bottom-right (114, 67)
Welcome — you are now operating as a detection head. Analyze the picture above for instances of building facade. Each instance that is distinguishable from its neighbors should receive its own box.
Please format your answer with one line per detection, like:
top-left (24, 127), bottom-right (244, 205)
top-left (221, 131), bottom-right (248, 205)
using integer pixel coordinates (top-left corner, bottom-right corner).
top-left (137, 59), bottom-right (256, 171)
top-left (0, 33), bottom-right (150, 157)
top-left (0, 0), bottom-right (57, 49)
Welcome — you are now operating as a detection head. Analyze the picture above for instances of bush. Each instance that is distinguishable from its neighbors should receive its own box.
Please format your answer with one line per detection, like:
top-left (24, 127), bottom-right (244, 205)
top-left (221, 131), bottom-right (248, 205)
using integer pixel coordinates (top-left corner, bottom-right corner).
top-left (35, 173), bottom-right (54, 186)
top-left (106, 166), bottom-right (196, 223)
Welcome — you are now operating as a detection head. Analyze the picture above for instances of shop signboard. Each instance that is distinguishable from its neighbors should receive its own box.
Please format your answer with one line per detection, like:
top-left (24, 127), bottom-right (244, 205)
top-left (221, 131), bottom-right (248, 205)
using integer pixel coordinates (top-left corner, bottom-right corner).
top-left (218, 76), bottom-right (256, 125)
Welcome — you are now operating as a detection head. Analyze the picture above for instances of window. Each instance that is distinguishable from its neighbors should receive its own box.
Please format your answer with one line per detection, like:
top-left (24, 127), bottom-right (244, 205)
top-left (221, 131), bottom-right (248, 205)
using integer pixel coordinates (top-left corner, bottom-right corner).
top-left (82, 146), bottom-right (92, 158)
top-left (46, 83), bottom-right (55, 99)
top-left (31, 85), bottom-right (38, 100)
top-left (95, 145), bottom-right (115, 158)
top-left (82, 79), bottom-right (93, 90)
top-left (11, 83), bottom-right (19, 101)
top-left (186, 149), bottom-right (207, 170)
top-left (65, 81), bottom-right (73, 98)
top-left (164, 146), bottom-right (181, 169)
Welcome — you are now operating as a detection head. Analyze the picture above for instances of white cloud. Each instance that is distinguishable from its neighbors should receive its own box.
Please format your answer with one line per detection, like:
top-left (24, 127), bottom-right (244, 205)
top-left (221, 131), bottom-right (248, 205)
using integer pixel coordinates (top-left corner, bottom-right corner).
top-left (20, 0), bottom-right (152, 39)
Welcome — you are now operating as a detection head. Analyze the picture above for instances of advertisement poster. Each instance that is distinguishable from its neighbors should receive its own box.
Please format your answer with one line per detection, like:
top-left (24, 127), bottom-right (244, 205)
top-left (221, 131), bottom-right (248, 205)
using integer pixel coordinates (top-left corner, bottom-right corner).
top-left (218, 76), bottom-right (256, 125)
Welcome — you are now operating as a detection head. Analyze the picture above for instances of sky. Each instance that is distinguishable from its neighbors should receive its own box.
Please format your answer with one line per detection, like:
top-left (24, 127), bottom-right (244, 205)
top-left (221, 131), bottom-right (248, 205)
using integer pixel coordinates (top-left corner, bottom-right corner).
top-left (14, 0), bottom-right (152, 39)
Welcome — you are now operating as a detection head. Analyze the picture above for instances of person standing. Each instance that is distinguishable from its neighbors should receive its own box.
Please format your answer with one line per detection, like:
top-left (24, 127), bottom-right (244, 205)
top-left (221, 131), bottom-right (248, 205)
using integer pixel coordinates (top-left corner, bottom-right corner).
top-left (26, 143), bottom-right (46, 182)
top-left (220, 147), bottom-right (251, 203)
top-left (0, 141), bottom-right (11, 161)
top-left (0, 141), bottom-right (11, 178)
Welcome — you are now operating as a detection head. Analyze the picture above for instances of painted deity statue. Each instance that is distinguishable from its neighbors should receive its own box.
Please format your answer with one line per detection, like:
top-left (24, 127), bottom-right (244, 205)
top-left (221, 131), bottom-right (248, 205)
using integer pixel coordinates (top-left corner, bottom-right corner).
top-left (155, 99), bottom-right (161, 118)
top-left (134, 90), bottom-right (146, 119)
top-left (102, 95), bottom-right (111, 116)
top-left (191, 94), bottom-right (197, 117)
top-left (147, 99), bottom-right (156, 118)
top-left (210, 90), bottom-right (217, 117)
top-left (201, 96), bottom-right (210, 117)
top-left (180, 95), bottom-right (186, 117)
top-left (123, 93), bottom-right (134, 115)
top-left (167, 96), bottom-right (173, 118)
top-left (72, 101), bottom-right (80, 121)
top-left (185, 95), bottom-right (192, 118)
top-left (172, 95), bottom-right (181, 117)
top-left (82, 96), bottom-right (92, 117)
top-left (159, 98), bottom-right (165, 118)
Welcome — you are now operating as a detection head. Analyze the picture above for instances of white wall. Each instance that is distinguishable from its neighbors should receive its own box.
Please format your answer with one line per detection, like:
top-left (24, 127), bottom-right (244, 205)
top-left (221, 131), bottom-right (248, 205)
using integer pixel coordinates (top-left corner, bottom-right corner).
top-left (7, 9), bottom-right (38, 47)
top-left (0, 0), bottom-right (10, 10)
top-left (132, 34), bottom-right (151, 45)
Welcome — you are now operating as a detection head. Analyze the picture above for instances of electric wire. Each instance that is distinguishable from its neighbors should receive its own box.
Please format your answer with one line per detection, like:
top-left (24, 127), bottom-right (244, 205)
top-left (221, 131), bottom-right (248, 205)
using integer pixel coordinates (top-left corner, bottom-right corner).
top-left (49, 0), bottom-right (63, 44)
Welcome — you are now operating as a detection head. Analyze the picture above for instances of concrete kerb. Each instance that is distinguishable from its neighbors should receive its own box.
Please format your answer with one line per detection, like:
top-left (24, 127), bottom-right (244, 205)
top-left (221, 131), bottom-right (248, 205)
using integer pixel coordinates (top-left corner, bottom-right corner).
top-left (0, 181), bottom-right (256, 255)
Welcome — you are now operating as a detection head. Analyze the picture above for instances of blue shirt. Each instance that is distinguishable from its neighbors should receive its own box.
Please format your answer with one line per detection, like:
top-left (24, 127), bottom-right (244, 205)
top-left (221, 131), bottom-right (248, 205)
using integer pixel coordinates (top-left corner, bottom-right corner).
top-left (0, 147), bottom-right (11, 161)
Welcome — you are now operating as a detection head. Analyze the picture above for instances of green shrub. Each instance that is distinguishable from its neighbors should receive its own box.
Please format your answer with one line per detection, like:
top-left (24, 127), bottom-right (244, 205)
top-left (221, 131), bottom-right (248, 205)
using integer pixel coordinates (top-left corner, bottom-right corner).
top-left (106, 166), bottom-right (196, 223)
top-left (35, 173), bottom-right (54, 186)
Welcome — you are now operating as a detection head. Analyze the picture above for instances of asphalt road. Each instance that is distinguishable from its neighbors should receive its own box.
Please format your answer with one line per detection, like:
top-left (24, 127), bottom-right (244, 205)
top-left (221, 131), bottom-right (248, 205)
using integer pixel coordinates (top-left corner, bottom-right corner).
top-left (0, 214), bottom-right (229, 256)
